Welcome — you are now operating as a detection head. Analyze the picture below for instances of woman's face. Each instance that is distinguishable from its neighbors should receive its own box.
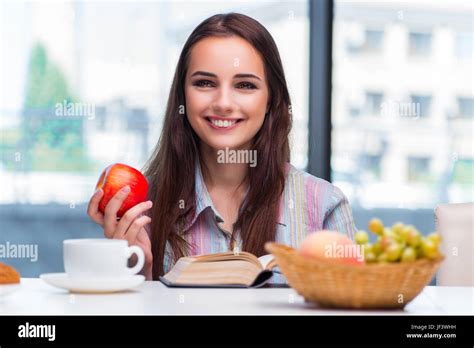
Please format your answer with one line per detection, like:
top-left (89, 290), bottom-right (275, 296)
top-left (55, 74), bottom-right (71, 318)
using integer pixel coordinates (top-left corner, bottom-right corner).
top-left (185, 36), bottom-right (269, 152)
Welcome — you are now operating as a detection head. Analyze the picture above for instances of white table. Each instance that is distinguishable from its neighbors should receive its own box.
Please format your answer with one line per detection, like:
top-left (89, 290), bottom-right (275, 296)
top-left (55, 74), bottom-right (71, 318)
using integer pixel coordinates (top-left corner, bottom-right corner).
top-left (1, 278), bottom-right (473, 315)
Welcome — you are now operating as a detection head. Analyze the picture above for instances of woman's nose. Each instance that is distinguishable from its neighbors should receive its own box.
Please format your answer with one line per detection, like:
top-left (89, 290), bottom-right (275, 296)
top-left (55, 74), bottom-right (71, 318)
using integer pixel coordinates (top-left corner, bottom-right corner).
top-left (211, 86), bottom-right (234, 114)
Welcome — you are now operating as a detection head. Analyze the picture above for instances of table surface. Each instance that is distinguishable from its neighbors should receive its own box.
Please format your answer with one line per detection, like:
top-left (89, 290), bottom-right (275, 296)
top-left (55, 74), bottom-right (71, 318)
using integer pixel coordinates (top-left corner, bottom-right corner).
top-left (1, 278), bottom-right (473, 315)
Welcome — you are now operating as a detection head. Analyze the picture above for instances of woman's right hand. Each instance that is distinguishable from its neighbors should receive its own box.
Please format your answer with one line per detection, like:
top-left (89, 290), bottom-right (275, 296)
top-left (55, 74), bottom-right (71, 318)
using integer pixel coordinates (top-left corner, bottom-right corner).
top-left (87, 186), bottom-right (154, 278)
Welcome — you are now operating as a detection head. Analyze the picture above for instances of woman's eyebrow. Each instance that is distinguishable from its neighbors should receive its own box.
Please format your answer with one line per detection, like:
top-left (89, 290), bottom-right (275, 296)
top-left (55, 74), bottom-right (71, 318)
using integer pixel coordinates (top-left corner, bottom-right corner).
top-left (190, 70), bottom-right (262, 81)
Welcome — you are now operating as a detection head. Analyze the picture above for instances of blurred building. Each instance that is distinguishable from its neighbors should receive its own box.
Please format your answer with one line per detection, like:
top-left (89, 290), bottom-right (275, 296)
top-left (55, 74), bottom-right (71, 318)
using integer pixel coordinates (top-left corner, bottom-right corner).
top-left (331, 0), bottom-right (473, 209)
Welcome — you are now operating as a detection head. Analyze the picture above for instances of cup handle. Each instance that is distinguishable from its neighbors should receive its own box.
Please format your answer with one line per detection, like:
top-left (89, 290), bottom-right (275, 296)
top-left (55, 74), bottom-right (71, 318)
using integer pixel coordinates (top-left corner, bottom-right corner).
top-left (126, 245), bottom-right (145, 275)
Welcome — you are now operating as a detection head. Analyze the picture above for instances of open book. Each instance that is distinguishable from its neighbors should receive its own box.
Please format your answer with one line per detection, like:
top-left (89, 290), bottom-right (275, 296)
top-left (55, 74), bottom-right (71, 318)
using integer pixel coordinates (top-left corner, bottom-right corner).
top-left (159, 252), bottom-right (277, 288)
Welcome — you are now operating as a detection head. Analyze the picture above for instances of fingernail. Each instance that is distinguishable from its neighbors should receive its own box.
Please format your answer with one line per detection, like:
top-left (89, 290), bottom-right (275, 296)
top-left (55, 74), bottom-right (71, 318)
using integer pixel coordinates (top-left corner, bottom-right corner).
top-left (147, 201), bottom-right (153, 208)
top-left (122, 186), bottom-right (131, 193)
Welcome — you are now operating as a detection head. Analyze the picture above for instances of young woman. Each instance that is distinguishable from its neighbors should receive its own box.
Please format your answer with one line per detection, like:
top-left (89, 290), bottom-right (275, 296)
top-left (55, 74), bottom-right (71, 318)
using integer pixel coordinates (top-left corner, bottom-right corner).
top-left (87, 13), bottom-right (357, 283)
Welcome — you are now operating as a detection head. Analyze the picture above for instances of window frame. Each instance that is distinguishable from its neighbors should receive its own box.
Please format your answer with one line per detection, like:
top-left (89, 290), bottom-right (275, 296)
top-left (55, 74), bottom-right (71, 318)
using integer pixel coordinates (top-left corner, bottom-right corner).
top-left (307, 0), bottom-right (333, 180)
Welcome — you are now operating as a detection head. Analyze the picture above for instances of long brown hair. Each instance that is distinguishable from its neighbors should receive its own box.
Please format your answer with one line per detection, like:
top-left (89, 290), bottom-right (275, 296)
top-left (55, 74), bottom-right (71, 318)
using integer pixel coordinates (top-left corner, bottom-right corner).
top-left (143, 13), bottom-right (292, 279)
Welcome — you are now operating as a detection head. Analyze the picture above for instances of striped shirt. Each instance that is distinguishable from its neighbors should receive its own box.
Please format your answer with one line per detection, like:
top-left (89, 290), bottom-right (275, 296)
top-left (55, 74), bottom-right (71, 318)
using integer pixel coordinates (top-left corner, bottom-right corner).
top-left (158, 161), bottom-right (357, 284)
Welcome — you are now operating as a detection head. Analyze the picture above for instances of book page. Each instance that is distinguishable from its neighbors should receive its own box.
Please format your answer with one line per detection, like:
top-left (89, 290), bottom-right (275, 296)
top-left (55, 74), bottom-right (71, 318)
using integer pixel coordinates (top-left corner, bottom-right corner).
top-left (258, 254), bottom-right (282, 274)
top-left (193, 251), bottom-right (261, 268)
top-left (258, 254), bottom-right (275, 269)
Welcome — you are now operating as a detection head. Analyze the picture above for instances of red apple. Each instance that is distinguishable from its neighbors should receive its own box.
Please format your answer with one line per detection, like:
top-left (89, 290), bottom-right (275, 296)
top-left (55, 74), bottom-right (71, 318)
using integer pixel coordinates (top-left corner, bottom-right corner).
top-left (299, 230), bottom-right (364, 265)
top-left (95, 163), bottom-right (148, 217)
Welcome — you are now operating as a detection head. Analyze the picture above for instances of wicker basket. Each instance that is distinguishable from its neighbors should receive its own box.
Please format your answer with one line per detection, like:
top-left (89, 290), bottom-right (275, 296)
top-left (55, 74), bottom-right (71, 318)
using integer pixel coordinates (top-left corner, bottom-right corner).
top-left (265, 242), bottom-right (444, 309)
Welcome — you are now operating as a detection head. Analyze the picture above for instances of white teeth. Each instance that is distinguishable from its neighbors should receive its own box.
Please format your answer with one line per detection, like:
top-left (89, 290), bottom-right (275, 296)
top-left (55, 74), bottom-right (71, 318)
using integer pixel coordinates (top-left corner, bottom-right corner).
top-left (210, 119), bottom-right (237, 128)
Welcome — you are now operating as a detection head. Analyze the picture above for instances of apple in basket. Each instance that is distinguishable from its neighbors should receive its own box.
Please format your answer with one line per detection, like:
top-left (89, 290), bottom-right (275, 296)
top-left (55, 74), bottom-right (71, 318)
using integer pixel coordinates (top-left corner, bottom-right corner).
top-left (299, 230), bottom-right (364, 265)
top-left (95, 163), bottom-right (149, 217)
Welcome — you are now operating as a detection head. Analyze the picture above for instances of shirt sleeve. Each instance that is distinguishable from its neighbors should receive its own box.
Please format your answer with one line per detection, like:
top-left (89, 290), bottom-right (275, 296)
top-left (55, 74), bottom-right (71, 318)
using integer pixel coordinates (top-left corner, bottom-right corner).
top-left (323, 184), bottom-right (357, 241)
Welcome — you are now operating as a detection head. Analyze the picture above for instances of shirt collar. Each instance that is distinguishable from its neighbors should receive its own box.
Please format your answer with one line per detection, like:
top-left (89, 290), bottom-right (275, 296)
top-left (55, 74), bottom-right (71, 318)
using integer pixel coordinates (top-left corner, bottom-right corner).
top-left (181, 161), bottom-right (287, 233)
top-left (195, 160), bottom-right (224, 223)
top-left (181, 160), bottom-right (223, 233)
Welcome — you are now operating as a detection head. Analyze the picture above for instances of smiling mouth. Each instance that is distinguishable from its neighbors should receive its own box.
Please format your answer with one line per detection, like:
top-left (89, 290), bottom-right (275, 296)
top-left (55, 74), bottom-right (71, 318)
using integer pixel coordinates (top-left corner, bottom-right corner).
top-left (205, 117), bottom-right (244, 129)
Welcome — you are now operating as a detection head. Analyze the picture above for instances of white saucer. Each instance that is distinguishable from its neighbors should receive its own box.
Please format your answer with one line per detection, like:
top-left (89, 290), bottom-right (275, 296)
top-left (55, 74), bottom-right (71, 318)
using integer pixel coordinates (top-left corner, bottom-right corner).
top-left (0, 283), bottom-right (21, 297)
top-left (40, 273), bottom-right (145, 293)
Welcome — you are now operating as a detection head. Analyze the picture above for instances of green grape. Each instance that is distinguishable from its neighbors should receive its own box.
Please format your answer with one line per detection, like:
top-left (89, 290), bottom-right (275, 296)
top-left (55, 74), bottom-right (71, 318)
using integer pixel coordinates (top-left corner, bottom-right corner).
top-left (380, 235), bottom-right (396, 251)
top-left (384, 228), bottom-right (401, 242)
top-left (399, 226), bottom-right (410, 243)
top-left (391, 222), bottom-right (404, 235)
top-left (363, 243), bottom-right (373, 253)
top-left (368, 218), bottom-right (384, 235)
top-left (427, 232), bottom-right (441, 246)
top-left (377, 252), bottom-right (389, 263)
top-left (406, 228), bottom-right (421, 248)
top-left (420, 238), bottom-right (439, 259)
top-left (385, 243), bottom-right (402, 262)
top-left (355, 230), bottom-right (369, 245)
top-left (372, 241), bottom-right (382, 255)
top-left (401, 247), bottom-right (417, 262)
top-left (363, 244), bottom-right (373, 260)
top-left (365, 252), bottom-right (377, 263)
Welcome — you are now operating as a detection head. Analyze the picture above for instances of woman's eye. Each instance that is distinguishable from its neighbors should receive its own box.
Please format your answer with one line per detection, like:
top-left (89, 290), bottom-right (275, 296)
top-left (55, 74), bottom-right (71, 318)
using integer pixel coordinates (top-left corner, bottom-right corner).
top-left (193, 80), bottom-right (256, 90)
top-left (237, 82), bottom-right (257, 90)
top-left (193, 80), bottom-right (214, 88)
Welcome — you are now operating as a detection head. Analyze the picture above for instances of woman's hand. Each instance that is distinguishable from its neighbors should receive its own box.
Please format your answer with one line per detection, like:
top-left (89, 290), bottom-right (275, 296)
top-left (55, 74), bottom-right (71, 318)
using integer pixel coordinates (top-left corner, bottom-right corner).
top-left (87, 186), bottom-right (154, 278)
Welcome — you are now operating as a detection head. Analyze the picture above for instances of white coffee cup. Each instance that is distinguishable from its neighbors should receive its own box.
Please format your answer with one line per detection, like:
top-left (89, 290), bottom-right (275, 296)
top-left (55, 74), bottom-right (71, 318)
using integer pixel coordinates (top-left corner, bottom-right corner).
top-left (63, 239), bottom-right (145, 278)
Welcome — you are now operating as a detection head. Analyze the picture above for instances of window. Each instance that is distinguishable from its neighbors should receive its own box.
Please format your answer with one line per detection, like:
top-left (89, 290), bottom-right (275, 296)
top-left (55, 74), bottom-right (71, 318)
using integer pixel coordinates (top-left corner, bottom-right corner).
top-left (409, 32), bottom-right (432, 57)
top-left (349, 106), bottom-right (360, 118)
top-left (453, 159), bottom-right (474, 185)
top-left (361, 153), bottom-right (382, 180)
top-left (457, 97), bottom-right (474, 119)
top-left (407, 157), bottom-right (431, 183)
top-left (348, 29), bottom-right (384, 54)
top-left (364, 92), bottom-right (384, 116)
top-left (456, 32), bottom-right (473, 60)
top-left (410, 95), bottom-right (432, 118)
